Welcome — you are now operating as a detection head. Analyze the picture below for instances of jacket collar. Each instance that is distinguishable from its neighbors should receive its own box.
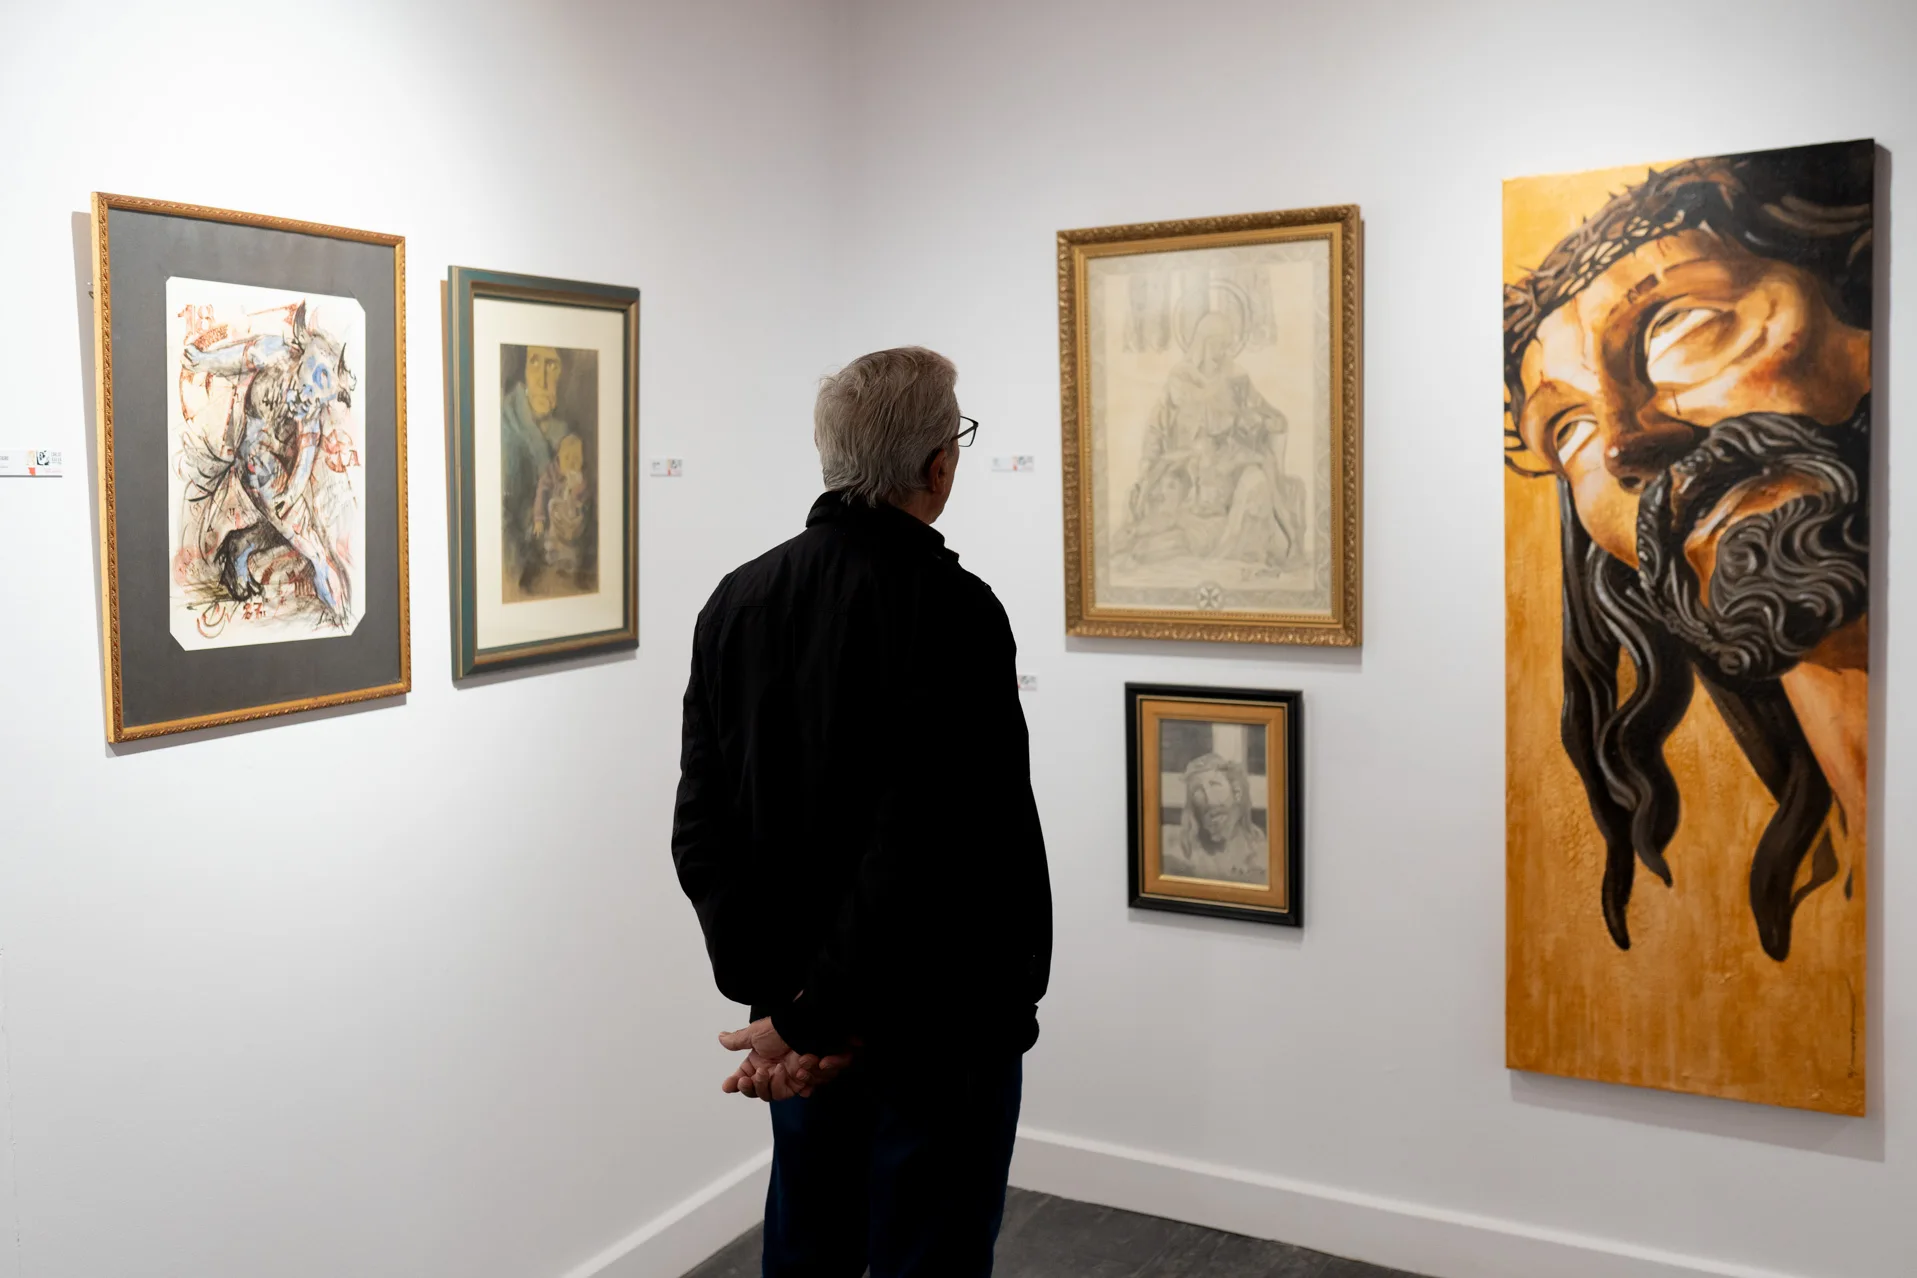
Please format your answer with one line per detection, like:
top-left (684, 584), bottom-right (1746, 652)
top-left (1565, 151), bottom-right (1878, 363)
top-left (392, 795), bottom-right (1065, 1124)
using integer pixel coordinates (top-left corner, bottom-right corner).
top-left (807, 490), bottom-right (953, 558)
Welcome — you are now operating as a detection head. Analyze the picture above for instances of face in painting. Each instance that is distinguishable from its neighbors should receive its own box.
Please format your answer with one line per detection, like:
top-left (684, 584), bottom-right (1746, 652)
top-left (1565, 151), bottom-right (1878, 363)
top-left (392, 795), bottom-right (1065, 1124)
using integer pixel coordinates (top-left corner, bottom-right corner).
top-left (1517, 230), bottom-right (1869, 574)
top-left (525, 346), bottom-right (563, 420)
top-left (1517, 230), bottom-right (1871, 680)
top-left (286, 340), bottom-right (354, 422)
top-left (1190, 768), bottom-right (1239, 843)
top-left (1188, 312), bottom-right (1237, 376)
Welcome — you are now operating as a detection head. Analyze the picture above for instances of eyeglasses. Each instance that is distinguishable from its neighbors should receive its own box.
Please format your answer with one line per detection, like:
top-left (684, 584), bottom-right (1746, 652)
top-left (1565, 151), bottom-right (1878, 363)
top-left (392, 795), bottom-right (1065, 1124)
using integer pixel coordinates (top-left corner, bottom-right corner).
top-left (954, 415), bottom-right (979, 449)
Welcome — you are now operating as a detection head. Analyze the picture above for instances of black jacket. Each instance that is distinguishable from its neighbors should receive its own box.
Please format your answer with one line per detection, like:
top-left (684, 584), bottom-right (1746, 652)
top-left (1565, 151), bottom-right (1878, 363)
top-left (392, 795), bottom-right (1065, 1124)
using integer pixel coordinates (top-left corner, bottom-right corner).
top-left (672, 492), bottom-right (1052, 1056)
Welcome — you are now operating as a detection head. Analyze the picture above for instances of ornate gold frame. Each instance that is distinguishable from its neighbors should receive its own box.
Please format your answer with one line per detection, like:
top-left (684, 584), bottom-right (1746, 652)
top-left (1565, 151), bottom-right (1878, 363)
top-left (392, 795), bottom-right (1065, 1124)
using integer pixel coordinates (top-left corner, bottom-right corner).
top-left (1059, 206), bottom-right (1362, 645)
top-left (91, 193), bottom-right (411, 742)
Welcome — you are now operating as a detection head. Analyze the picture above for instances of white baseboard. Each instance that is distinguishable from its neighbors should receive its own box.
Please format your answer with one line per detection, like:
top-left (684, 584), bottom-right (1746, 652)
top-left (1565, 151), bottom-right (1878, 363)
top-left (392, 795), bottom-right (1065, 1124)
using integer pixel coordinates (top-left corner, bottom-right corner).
top-left (559, 1148), bottom-right (769, 1278)
top-left (1009, 1127), bottom-right (1800, 1278)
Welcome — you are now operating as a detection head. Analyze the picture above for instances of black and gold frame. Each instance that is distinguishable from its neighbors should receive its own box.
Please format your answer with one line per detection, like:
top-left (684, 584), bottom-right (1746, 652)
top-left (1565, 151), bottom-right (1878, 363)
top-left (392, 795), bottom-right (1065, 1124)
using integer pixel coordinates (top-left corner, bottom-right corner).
top-left (445, 266), bottom-right (639, 679)
top-left (91, 193), bottom-right (409, 743)
top-left (1126, 683), bottom-right (1303, 926)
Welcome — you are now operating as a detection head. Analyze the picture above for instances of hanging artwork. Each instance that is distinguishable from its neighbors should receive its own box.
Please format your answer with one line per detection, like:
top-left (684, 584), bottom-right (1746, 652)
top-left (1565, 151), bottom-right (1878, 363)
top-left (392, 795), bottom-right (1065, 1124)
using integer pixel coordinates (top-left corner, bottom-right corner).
top-left (1125, 684), bottom-right (1303, 927)
top-left (1503, 140), bottom-right (1874, 1114)
top-left (1060, 207), bottom-right (1361, 645)
top-left (445, 267), bottom-right (638, 678)
top-left (167, 280), bottom-right (367, 649)
top-left (92, 194), bottom-right (409, 742)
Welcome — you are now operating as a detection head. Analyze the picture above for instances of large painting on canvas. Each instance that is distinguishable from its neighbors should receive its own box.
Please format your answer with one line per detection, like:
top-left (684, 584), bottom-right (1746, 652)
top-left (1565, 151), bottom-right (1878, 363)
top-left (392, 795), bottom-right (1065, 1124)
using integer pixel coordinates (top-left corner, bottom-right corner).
top-left (1503, 140), bottom-right (1874, 1113)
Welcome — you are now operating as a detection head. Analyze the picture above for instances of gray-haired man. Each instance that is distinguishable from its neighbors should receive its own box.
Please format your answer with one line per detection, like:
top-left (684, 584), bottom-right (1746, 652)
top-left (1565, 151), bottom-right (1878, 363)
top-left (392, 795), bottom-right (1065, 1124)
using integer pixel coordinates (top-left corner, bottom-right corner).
top-left (672, 347), bottom-right (1053, 1276)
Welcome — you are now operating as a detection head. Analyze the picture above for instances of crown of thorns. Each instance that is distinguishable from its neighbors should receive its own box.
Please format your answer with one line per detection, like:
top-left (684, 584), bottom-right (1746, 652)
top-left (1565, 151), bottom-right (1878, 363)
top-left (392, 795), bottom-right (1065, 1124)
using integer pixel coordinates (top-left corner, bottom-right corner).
top-left (1504, 149), bottom-right (1873, 476)
top-left (1502, 160), bottom-right (1746, 474)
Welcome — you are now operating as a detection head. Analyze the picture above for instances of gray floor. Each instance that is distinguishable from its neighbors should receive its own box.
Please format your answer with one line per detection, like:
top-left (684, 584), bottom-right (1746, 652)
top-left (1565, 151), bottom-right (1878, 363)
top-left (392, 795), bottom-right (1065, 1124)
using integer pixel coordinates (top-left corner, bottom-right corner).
top-left (682, 1186), bottom-right (1427, 1277)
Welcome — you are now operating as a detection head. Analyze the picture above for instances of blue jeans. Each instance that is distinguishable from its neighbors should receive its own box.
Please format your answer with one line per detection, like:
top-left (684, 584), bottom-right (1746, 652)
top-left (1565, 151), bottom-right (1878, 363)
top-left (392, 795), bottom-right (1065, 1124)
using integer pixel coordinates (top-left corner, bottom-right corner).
top-left (764, 1053), bottom-right (1023, 1277)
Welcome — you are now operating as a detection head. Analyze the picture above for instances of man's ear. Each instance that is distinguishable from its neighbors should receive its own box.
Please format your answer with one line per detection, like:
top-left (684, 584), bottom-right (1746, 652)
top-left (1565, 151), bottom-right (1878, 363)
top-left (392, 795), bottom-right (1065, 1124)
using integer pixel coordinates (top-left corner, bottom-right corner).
top-left (929, 442), bottom-right (957, 495)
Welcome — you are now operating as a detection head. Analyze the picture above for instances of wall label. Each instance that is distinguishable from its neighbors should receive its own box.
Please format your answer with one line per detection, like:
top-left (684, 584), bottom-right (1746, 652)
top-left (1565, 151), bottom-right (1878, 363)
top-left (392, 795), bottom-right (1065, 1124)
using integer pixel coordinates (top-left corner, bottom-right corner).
top-left (0, 450), bottom-right (63, 478)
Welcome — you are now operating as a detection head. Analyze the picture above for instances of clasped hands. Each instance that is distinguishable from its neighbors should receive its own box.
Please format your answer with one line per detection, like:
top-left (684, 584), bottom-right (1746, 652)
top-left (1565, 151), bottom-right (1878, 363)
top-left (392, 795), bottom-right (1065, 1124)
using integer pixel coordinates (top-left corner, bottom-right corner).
top-left (717, 1017), bottom-right (855, 1102)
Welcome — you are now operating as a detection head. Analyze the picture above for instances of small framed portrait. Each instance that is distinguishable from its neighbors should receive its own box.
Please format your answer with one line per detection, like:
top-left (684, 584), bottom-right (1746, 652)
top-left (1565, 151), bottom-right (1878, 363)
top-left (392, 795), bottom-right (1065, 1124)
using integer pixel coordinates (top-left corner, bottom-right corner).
top-left (445, 267), bottom-right (639, 678)
top-left (91, 193), bottom-right (410, 742)
top-left (1060, 206), bottom-right (1362, 646)
top-left (1126, 683), bottom-right (1303, 926)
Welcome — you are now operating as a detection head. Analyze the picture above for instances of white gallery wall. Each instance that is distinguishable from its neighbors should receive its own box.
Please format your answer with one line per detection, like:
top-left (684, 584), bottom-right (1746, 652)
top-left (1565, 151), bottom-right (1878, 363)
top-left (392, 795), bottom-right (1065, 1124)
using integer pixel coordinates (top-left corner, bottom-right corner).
top-left (1, 2), bottom-right (1914, 1278)
top-left (830, 1), bottom-right (1915, 1276)
top-left (0, 3), bottom-right (844, 1277)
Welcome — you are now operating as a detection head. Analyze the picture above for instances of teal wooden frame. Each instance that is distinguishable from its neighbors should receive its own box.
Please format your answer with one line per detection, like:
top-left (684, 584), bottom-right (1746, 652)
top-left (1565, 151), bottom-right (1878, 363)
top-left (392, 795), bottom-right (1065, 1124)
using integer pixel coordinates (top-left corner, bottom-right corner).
top-left (445, 266), bottom-right (640, 679)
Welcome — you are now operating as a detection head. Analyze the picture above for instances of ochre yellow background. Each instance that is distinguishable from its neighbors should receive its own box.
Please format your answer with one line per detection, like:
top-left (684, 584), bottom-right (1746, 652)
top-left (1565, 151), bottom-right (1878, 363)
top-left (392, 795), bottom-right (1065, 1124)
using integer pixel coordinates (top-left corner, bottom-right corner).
top-left (1504, 164), bottom-right (1866, 1115)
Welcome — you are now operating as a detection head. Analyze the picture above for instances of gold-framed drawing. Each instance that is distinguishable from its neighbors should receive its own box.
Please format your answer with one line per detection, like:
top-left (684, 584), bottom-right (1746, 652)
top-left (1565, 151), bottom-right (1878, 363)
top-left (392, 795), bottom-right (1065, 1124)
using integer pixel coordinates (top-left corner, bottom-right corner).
top-left (1059, 206), bottom-right (1362, 646)
top-left (91, 193), bottom-right (410, 743)
top-left (1126, 683), bottom-right (1304, 927)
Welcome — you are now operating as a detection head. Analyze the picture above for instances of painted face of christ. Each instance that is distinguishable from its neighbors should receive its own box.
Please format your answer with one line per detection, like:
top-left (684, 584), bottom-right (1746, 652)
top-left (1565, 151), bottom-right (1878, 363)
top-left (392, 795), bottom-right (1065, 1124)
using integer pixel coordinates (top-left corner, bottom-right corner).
top-left (1504, 141), bottom-right (1873, 961)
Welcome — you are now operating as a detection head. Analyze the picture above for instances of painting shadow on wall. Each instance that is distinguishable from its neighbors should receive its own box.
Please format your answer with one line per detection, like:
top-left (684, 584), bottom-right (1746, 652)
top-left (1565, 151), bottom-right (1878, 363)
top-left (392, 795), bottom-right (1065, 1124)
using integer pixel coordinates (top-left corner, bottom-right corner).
top-left (71, 212), bottom-right (403, 757)
top-left (1511, 144), bottom-right (1892, 1160)
top-left (1127, 906), bottom-right (1306, 951)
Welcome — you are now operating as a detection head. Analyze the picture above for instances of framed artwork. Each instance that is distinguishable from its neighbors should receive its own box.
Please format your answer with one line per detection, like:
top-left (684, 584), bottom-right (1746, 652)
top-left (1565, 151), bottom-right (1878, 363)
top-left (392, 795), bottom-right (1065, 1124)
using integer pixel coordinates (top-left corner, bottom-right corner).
top-left (90, 193), bottom-right (409, 743)
top-left (1125, 684), bottom-right (1303, 927)
top-left (445, 266), bottom-right (639, 678)
top-left (1504, 139), bottom-right (1874, 1114)
top-left (1060, 206), bottom-right (1362, 646)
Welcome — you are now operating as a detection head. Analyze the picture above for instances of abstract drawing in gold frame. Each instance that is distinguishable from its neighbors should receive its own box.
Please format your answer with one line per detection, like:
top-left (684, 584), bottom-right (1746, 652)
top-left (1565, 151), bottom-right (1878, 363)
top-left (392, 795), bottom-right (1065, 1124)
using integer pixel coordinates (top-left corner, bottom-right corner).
top-left (1059, 206), bottom-right (1362, 645)
top-left (91, 193), bottom-right (410, 742)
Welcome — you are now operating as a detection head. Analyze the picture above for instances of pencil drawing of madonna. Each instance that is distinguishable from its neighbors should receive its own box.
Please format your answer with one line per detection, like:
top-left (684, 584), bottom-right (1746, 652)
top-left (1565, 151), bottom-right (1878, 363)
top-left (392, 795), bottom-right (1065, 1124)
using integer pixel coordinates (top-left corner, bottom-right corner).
top-left (1061, 208), bottom-right (1361, 645)
top-left (1110, 266), bottom-right (1311, 599)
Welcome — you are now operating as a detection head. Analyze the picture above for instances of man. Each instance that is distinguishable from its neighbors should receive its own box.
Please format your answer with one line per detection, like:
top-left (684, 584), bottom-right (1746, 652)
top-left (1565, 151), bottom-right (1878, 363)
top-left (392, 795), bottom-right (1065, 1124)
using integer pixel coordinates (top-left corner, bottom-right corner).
top-left (1162, 753), bottom-right (1266, 885)
top-left (672, 347), bottom-right (1052, 1276)
top-left (1504, 140), bottom-right (1872, 961)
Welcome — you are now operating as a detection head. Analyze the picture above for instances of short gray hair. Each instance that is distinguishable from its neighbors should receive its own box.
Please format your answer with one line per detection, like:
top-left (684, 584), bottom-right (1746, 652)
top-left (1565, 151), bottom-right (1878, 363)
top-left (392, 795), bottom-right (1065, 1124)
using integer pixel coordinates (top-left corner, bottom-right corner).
top-left (814, 347), bottom-right (959, 506)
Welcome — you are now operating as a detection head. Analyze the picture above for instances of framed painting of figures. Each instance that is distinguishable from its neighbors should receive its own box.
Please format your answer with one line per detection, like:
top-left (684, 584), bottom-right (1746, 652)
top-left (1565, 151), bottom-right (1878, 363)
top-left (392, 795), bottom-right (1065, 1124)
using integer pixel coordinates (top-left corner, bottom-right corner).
top-left (445, 267), bottom-right (638, 678)
top-left (1126, 684), bottom-right (1303, 927)
top-left (1060, 206), bottom-right (1361, 646)
top-left (1503, 139), bottom-right (1875, 1114)
top-left (91, 193), bottom-right (409, 743)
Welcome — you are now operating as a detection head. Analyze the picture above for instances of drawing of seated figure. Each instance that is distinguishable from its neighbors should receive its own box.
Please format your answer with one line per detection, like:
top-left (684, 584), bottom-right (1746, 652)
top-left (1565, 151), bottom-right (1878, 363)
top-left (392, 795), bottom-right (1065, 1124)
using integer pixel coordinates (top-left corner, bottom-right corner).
top-left (1116, 306), bottom-right (1306, 577)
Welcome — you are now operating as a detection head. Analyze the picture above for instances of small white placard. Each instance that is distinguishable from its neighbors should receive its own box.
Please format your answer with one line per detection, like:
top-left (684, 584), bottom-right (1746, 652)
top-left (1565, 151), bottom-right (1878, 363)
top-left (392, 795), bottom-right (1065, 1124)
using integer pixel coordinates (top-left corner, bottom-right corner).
top-left (649, 457), bottom-right (685, 478)
top-left (0, 449), bottom-right (63, 478)
top-left (991, 455), bottom-right (1036, 474)
top-left (1016, 674), bottom-right (1038, 693)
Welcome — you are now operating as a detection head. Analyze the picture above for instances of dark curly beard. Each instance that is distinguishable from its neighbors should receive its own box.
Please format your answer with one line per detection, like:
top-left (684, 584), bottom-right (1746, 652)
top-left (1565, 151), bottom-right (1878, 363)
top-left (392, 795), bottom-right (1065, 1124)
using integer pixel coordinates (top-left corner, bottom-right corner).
top-left (1635, 401), bottom-right (1869, 681)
